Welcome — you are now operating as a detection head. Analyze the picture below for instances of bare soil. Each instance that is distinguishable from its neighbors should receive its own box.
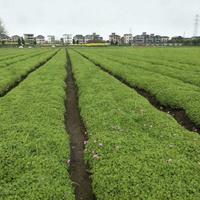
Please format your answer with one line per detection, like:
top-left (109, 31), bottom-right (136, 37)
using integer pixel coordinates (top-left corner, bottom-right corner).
top-left (65, 49), bottom-right (96, 200)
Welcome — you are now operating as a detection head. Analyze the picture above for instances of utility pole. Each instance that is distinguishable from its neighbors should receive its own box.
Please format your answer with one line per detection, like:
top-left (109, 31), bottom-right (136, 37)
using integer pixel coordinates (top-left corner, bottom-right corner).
top-left (193, 14), bottom-right (199, 37)
top-left (129, 28), bottom-right (132, 35)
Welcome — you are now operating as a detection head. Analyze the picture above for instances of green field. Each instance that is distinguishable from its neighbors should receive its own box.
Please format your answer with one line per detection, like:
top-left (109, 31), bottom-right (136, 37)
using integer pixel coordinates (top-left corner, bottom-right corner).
top-left (0, 47), bottom-right (200, 200)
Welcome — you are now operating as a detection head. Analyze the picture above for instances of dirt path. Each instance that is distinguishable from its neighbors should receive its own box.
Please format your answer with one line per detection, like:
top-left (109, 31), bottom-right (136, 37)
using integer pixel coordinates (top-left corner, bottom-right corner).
top-left (65, 49), bottom-right (96, 200)
top-left (75, 50), bottom-right (200, 134)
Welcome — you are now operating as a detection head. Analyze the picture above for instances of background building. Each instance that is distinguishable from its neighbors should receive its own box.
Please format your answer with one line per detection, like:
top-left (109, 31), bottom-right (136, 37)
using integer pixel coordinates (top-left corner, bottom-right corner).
top-left (133, 32), bottom-right (148, 45)
top-left (63, 34), bottom-right (73, 44)
top-left (36, 35), bottom-right (45, 44)
top-left (109, 33), bottom-right (121, 45)
top-left (84, 34), bottom-right (92, 43)
top-left (11, 35), bottom-right (20, 42)
top-left (73, 35), bottom-right (84, 44)
top-left (47, 35), bottom-right (55, 44)
top-left (161, 36), bottom-right (170, 44)
top-left (133, 32), bottom-right (169, 45)
top-left (123, 34), bottom-right (133, 45)
top-left (24, 34), bottom-right (34, 44)
top-left (84, 33), bottom-right (103, 43)
top-left (0, 34), bottom-right (10, 42)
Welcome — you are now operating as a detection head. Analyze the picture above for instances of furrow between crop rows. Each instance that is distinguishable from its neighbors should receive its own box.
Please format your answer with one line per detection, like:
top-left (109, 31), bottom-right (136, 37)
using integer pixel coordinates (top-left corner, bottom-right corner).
top-left (75, 50), bottom-right (200, 134)
top-left (65, 49), bottom-right (96, 200)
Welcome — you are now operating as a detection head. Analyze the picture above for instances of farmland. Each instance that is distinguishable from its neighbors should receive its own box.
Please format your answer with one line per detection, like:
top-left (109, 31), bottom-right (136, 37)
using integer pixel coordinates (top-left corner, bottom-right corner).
top-left (0, 47), bottom-right (200, 199)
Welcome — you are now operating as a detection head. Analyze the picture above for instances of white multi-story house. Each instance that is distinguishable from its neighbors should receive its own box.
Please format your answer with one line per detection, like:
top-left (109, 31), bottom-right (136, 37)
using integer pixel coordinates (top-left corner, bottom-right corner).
top-left (0, 34), bottom-right (10, 42)
top-left (24, 34), bottom-right (34, 44)
top-left (123, 34), bottom-right (133, 44)
top-left (47, 35), bottom-right (55, 44)
top-left (11, 35), bottom-right (20, 42)
top-left (133, 32), bottom-right (170, 45)
top-left (84, 33), bottom-right (103, 43)
top-left (63, 34), bottom-right (73, 44)
top-left (148, 34), bottom-right (155, 44)
top-left (73, 35), bottom-right (85, 44)
top-left (84, 35), bottom-right (93, 43)
top-left (36, 35), bottom-right (45, 44)
top-left (133, 32), bottom-right (148, 45)
top-left (161, 36), bottom-right (170, 44)
top-left (109, 33), bottom-right (121, 44)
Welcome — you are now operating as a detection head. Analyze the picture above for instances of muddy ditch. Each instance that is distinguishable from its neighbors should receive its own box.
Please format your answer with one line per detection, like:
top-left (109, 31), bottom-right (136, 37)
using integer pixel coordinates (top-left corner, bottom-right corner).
top-left (74, 50), bottom-right (200, 134)
top-left (64, 49), bottom-right (96, 200)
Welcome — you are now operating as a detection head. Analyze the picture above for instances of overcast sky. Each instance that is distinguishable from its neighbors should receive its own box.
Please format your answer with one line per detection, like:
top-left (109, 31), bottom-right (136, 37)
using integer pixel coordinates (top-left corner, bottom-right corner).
top-left (0, 0), bottom-right (199, 39)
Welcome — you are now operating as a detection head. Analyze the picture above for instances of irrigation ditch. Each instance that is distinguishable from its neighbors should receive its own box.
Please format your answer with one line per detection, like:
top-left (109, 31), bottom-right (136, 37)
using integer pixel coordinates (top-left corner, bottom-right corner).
top-left (65, 49), bottom-right (96, 200)
top-left (74, 50), bottom-right (200, 134)
top-left (0, 50), bottom-right (59, 98)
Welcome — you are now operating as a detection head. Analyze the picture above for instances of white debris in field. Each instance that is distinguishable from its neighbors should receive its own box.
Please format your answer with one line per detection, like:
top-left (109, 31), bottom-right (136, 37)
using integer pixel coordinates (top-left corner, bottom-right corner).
top-left (167, 159), bottom-right (172, 163)
top-left (98, 143), bottom-right (103, 147)
top-left (116, 146), bottom-right (120, 150)
top-left (84, 140), bottom-right (88, 145)
top-left (93, 154), bottom-right (100, 160)
top-left (67, 159), bottom-right (70, 165)
top-left (193, 128), bottom-right (198, 132)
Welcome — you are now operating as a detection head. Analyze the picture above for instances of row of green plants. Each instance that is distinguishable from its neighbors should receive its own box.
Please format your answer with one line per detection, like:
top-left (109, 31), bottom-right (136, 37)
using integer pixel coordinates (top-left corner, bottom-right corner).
top-left (0, 49), bottom-right (50, 67)
top-left (106, 47), bottom-right (200, 67)
top-left (85, 47), bottom-right (200, 73)
top-left (108, 47), bottom-right (200, 72)
top-left (69, 49), bottom-right (200, 199)
top-left (84, 48), bottom-right (200, 87)
top-left (0, 48), bottom-right (34, 61)
top-left (75, 48), bottom-right (200, 127)
top-left (0, 49), bottom-right (57, 96)
top-left (0, 49), bottom-right (75, 199)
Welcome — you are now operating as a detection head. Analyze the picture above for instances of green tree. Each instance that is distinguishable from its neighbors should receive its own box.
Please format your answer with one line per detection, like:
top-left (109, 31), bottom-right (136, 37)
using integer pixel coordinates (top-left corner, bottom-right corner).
top-left (21, 37), bottom-right (25, 46)
top-left (18, 38), bottom-right (22, 46)
top-left (0, 18), bottom-right (6, 34)
top-left (60, 38), bottom-right (64, 46)
top-left (34, 38), bottom-right (37, 45)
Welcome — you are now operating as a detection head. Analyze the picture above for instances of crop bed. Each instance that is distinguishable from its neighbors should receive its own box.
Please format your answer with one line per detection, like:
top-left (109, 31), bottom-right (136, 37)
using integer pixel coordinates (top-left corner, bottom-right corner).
top-left (0, 47), bottom-right (200, 199)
